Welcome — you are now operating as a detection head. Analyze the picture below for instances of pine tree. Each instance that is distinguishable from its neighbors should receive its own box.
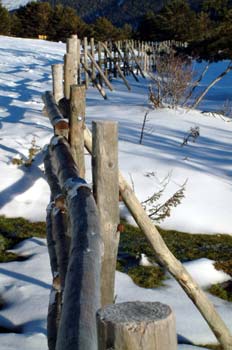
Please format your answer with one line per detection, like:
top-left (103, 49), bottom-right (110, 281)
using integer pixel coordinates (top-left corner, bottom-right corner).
top-left (93, 17), bottom-right (120, 41)
top-left (0, 1), bottom-right (10, 35)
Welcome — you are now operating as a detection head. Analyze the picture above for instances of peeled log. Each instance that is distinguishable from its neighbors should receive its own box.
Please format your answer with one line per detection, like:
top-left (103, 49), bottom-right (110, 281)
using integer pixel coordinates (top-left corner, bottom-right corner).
top-left (97, 301), bottom-right (177, 350)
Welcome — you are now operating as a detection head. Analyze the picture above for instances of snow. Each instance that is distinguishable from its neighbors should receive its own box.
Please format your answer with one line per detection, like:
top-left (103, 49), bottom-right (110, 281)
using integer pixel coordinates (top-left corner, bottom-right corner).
top-left (2, 0), bottom-right (36, 11)
top-left (0, 35), bottom-right (232, 349)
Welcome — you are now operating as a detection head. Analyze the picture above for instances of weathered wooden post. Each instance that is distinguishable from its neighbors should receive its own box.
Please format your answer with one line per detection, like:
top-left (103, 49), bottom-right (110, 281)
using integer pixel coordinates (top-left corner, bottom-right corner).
top-left (69, 84), bottom-right (86, 178)
top-left (97, 42), bottom-right (103, 86)
top-left (64, 53), bottom-right (76, 99)
top-left (103, 41), bottom-right (108, 78)
top-left (67, 35), bottom-right (78, 84)
top-left (52, 64), bottom-right (64, 103)
top-left (77, 37), bottom-right (81, 84)
top-left (90, 37), bottom-right (95, 81)
top-left (97, 301), bottom-right (177, 350)
top-left (92, 121), bottom-right (119, 307)
top-left (84, 37), bottom-right (89, 88)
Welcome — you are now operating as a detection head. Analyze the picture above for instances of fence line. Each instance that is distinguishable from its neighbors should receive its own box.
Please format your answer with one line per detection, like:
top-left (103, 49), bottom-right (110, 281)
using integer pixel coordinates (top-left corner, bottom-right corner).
top-left (42, 36), bottom-right (232, 350)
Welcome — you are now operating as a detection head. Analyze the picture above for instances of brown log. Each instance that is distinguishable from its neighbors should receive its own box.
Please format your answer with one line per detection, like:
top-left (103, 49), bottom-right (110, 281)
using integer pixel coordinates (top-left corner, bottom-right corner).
top-left (83, 126), bottom-right (232, 350)
top-left (42, 92), bottom-right (69, 138)
top-left (92, 121), bottom-right (119, 307)
top-left (69, 85), bottom-right (86, 178)
top-left (52, 207), bottom-right (69, 291)
top-left (97, 301), bottom-right (177, 350)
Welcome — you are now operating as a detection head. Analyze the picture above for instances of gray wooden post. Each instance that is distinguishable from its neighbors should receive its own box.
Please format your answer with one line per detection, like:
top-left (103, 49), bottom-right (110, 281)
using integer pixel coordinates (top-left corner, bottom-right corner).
top-left (69, 84), bottom-right (86, 178)
top-left (64, 53), bottom-right (76, 99)
top-left (92, 121), bottom-right (119, 307)
top-left (52, 64), bottom-right (64, 103)
top-left (77, 37), bottom-right (81, 84)
top-left (90, 37), bottom-right (95, 81)
top-left (84, 37), bottom-right (89, 88)
top-left (103, 41), bottom-right (108, 78)
top-left (67, 36), bottom-right (78, 83)
top-left (97, 42), bottom-right (103, 86)
top-left (97, 302), bottom-right (177, 350)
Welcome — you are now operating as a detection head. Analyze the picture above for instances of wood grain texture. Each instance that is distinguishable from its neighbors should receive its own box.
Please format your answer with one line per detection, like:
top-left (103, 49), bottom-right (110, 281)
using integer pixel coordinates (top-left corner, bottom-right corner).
top-left (92, 121), bottom-right (119, 306)
top-left (97, 301), bottom-right (177, 350)
top-left (52, 64), bottom-right (64, 103)
top-left (69, 85), bottom-right (86, 178)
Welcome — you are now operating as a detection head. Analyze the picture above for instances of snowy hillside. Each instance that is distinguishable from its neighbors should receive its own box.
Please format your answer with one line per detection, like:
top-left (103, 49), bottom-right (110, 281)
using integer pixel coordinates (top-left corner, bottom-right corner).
top-left (0, 35), bottom-right (232, 349)
top-left (2, 0), bottom-right (36, 11)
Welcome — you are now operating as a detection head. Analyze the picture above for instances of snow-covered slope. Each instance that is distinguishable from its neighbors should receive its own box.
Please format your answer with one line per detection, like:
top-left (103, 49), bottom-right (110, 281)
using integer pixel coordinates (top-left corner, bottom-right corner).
top-left (2, 0), bottom-right (36, 11)
top-left (0, 35), bottom-right (232, 350)
top-left (1, 36), bottom-right (232, 234)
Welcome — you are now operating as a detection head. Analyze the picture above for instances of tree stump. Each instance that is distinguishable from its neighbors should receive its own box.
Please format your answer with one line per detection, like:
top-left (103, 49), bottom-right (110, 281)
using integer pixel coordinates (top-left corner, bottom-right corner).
top-left (97, 301), bottom-right (177, 350)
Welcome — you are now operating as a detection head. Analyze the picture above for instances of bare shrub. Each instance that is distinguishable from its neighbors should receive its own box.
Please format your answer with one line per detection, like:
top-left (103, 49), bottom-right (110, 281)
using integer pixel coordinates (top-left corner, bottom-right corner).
top-left (149, 52), bottom-right (194, 108)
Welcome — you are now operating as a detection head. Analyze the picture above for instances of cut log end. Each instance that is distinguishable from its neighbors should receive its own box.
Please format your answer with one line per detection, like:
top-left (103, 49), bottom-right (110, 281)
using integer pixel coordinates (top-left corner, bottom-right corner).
top-left (97, 301), bottom-right (177, 350)
top-left (98, 301), bottom-right (172, 323)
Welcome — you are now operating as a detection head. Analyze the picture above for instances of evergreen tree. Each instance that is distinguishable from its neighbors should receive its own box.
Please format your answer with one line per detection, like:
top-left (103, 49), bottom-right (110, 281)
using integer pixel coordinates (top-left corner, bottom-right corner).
top-left (12, 2), bottom-right (52, 38)
top-left (155, 0), bottom-right (197, 41)
top-left (93, 17), bottom-right (120, 41)
top-left (48, 4), bottom-right (86, 41)
top-left (0, 1), bottom-right (10, 35)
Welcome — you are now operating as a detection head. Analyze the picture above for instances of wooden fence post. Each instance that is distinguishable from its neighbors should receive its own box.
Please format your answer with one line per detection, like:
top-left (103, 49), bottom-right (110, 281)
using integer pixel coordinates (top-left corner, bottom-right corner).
top-left (67, 36), bottom-right (78, 84)
top-left (90, 37), bottom-right (95, 81)
top-left (69, 84), bottom-right (86, 178)
top-left (97, 301), bottom-right (177, 350)
top-left (97, 42), bottom-right (103, 86)
top-left (64, 53), bottom-right (76, 99)
top-left (77, 37), bottom-right (81, 84)
top-left (52, 64), bottom-right (64, 103)
top-left (84, 37), bottom-right (89, 88)
top-left (92, 121), bottom-right (119, 307)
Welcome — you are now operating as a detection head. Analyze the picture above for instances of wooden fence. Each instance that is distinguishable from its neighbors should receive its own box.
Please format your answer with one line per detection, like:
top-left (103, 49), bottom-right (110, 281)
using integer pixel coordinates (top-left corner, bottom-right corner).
top-left (42, 36), bottom-right (232, 350)
top-left (51, 36), bottom-right (187, 101)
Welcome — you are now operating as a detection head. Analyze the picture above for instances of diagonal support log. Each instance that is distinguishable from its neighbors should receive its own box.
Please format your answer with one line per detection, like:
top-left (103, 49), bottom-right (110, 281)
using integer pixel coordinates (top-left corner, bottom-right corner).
top-left (87, 52), bottom-right (114, 91)
top-left (113, 43), bottom-right (139, 82)
top-left (99, 42), bottom-right (131, 91)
